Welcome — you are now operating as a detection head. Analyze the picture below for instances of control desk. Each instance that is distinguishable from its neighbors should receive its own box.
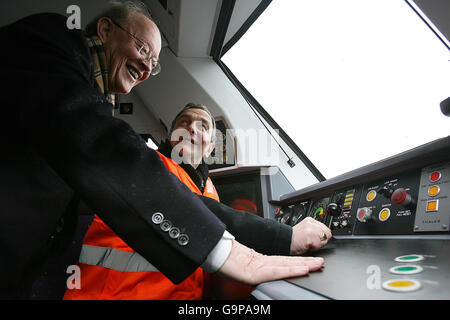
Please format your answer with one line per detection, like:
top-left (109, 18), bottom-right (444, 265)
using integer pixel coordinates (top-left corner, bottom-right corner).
top-left (253, 136), bottom-right (450, 300)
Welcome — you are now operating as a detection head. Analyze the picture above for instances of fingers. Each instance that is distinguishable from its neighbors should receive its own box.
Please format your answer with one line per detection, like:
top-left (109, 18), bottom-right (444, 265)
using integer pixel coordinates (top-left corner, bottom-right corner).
top-left (219, 240), bottom-right (325, 286)
top-left (290, 217), bottom-right (333, 254)
top-left (304, 217), bottom-right (332, 245)
top-left (248, 255), bottom-right (324, 284)
top-left (252, 265), bottom-right (310, 284)
top-left (305, 217), bottom-right (332, 240)
top-left (267, 255), bottom-right (324, 270)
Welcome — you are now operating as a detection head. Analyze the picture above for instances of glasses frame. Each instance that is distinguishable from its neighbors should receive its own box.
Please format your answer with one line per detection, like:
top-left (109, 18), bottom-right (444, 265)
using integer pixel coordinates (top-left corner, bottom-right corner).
top-left (111, 20), bottom-right (161, 76)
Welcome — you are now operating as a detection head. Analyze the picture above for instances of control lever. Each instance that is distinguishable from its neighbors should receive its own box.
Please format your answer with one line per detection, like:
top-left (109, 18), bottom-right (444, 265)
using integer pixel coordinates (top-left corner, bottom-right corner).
top-left (378, 187), bottom-right (393, 198)
top-left (326, 203), bottom-right (342, 217)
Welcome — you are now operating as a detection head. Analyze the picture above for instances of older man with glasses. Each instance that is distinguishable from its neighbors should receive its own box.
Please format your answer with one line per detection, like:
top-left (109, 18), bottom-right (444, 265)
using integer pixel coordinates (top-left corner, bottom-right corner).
top-left (0, 1), bottom-right (327, 299)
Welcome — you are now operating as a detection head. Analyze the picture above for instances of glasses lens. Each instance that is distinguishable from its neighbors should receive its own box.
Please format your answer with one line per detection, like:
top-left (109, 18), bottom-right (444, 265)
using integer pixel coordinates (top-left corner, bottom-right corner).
top-left (138, 44), bottom-right (150, 58)
top-left (151, 61), bottom-right (161, 76)
top-left (138, 44), bottom-right (161, 76)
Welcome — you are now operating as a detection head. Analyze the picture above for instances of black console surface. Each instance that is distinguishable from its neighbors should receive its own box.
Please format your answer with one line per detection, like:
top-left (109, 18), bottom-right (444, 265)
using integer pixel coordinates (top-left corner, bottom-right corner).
top-left (285, 238), bottom-right (450, 300)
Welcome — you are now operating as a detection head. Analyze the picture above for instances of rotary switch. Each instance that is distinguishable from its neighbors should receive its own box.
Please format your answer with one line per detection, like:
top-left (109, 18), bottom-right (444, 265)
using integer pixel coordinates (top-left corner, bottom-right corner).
top-left (357, 207), bottom-right (372, 223)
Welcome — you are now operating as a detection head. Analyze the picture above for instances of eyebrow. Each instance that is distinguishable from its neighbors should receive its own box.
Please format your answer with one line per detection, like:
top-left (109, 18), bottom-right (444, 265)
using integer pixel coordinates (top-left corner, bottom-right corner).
top-left (177, 114), bottom-right (211, 127)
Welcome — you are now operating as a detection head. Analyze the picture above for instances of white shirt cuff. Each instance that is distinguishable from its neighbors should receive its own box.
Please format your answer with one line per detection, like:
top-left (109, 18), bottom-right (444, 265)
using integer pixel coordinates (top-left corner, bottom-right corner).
top-left (201, 230), bottom-right (235, 273)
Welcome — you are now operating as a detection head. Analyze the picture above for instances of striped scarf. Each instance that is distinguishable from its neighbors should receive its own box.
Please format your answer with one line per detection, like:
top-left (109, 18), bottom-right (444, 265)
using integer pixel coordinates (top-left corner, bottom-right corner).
top-left (85, 35), bottom-right (116, 109)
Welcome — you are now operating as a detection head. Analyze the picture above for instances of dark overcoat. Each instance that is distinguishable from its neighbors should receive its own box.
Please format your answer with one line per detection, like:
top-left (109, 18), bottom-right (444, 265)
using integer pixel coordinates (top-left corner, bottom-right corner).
top-left (0, 13), bottom-right (226, 298)
top-left (0, 13), bottom-right (293, 298)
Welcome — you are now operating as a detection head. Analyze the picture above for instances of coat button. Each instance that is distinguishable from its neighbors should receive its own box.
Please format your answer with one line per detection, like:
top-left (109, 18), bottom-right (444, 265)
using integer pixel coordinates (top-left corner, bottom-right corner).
top-left (178, 234), bottom-right (189, 246)
top-left (152, 212), bottom-right (164, 224)
top-left (160, 220), bottom-right (172, 232)
top-left (169, 227), bottom-right (180, 239)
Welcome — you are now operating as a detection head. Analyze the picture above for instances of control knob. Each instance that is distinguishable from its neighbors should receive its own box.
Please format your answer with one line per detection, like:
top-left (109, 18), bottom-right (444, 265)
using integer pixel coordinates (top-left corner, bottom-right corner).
top-left (326, 202), bottom-right (342, 217)
top-left (357, 207), bottom-right (372, 223)
top-left (378, 187), bottom-right (394, 198)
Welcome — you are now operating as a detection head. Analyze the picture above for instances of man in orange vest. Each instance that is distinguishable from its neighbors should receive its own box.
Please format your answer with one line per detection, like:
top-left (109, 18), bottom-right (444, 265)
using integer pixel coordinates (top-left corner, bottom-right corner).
top-left (64, 103), bottom-right (331, 300)
top-left (63, 103), bottom-right (222, 299)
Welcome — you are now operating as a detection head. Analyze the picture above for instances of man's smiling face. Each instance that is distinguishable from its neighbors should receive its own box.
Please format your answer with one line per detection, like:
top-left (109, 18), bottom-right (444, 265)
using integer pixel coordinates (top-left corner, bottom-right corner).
top-left (98, 12), bottom-right (161, 94)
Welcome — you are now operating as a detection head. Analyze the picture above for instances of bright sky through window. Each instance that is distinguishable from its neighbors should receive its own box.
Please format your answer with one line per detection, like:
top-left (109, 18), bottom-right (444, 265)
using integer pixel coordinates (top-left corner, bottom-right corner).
top-left (222, 0), bottom-right (450, 179)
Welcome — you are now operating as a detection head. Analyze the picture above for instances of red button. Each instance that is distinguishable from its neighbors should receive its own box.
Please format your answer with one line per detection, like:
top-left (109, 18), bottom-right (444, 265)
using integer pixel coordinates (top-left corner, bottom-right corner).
top-left (275, 207), bottom-right (281, 216)
top-left (358, 209), bottom-right (366, 219)
top-left (430, 172), bottom-right (441, 182)
top-left (391, 188), bottom-right (407, 205)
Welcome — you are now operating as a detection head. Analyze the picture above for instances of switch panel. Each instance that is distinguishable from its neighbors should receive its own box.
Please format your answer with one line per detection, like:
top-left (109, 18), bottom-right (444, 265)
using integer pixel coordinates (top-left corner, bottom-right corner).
top-left (414, 162), bottom-right (450, 232)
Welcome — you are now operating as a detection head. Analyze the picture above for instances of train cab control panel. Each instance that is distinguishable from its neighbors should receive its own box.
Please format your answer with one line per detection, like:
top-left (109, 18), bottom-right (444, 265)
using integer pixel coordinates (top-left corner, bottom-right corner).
top-left (254, 136), bottom-right (450, 300)
top-left (275, 161), bottom-right (450, 236)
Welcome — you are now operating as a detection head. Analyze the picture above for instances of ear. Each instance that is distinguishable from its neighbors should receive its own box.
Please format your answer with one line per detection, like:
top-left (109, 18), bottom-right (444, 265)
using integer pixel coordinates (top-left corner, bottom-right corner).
top-left (204, 141), bottom-right (215, 158)
top-left (96, 17), bottom-right (114, 43)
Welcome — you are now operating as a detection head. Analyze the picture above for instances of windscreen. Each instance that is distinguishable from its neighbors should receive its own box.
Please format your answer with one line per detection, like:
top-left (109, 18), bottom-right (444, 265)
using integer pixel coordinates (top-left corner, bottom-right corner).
top-left (222, 0), bottom-right (450, 179)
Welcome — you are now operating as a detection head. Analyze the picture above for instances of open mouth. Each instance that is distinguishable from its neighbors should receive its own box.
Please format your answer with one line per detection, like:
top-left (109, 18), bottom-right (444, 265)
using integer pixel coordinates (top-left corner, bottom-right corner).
top-left (127, 65), bottom-right (140, 82)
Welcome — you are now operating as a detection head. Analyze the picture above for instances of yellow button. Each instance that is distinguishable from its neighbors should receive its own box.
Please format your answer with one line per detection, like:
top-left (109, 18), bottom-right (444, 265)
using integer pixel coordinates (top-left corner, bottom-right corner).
top-left (366, 190), bottom-right (376, 202)
top-left (389, 280), bottom-right (415, 287)
top-left (426, 200), bottom-right (438, 212)
top-left (428, 185), bottom-right (440, 197)
top-left (382, 279), bottom-right (421, 292)
top-left (379, 208), bottom-right (390, 221)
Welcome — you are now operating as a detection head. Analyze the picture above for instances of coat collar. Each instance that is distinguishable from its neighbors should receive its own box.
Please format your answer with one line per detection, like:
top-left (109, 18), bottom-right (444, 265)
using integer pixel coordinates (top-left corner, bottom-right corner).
top-left (158, 140), bottom-right (210, 192)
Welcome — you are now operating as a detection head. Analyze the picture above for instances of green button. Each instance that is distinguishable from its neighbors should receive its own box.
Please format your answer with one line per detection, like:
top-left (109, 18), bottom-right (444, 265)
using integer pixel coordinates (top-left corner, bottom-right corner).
top-left (400, 256), bottom-right (419, 261)
top-left (389, 264), bottom-right (423, 275)
top-left (396, 266), bottom-right (416, 271)
top-left (394, 254), bottom-right (424, 263)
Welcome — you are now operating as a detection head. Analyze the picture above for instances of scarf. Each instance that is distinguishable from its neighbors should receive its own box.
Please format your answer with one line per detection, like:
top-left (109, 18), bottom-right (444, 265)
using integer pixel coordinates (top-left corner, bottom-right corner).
top-left (85, 35), bottom-right (116, 109)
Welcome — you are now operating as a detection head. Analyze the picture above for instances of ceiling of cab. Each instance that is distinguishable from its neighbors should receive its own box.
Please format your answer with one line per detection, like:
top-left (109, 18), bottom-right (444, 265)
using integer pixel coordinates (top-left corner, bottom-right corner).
top-left (0, 1), bottom-right (448, 58)
top-left (145, 0), bottom-right (265, 58)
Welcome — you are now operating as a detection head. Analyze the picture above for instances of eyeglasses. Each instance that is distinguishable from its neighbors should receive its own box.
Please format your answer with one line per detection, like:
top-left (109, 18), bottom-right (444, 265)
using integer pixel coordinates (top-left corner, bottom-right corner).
top-left (112, 20), bottom-right (161, 76)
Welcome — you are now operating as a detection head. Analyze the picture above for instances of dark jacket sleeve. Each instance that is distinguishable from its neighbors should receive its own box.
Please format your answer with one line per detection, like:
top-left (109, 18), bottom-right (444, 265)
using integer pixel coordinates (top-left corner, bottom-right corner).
top-left (199, 196), bottom-right (292, 256)
top-left (0, 13), bottom-right (225, 284)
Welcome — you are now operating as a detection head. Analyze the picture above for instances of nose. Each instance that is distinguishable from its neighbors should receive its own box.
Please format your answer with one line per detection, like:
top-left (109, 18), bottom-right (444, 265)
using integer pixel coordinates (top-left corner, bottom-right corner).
top-left (188, 122), bottom-right (197, 135)
top-left (139, 60), bottom-right (151, 80)
top-left (188, 121), bottom-right (203, 136)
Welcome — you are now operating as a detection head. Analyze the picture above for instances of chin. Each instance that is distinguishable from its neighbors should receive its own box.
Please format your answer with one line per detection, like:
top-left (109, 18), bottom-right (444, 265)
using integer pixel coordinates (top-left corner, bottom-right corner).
top-left (109, 77), bottom-right (134, 94)
top-left (119, 81), bottom-right (134, 94)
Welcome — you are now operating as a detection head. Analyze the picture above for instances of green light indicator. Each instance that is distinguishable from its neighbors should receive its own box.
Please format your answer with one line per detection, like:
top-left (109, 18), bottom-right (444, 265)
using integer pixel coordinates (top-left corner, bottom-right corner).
top-left (395, 266), bottom-right (416, 272)
top-left (389, 264), bottom-right (423, 275)
top-left (400, 255), bottom-right (419, 261)
top-left (395, 255), bottom-right (424, 263)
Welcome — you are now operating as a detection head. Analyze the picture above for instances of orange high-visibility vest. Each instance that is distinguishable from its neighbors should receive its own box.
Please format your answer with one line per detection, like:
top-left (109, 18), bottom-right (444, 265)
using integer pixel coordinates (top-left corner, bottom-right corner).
top-left (63, 151), bottom-right (219, 300)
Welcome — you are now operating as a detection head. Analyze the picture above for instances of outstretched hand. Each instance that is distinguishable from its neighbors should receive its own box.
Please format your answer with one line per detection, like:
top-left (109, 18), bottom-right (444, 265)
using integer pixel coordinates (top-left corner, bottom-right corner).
top-left (217, 239), bottom-right (324, 286)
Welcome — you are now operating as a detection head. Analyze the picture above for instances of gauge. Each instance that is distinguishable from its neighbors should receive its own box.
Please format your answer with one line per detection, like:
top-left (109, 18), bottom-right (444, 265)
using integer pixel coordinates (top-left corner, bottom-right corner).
top-left (290, 202), bottom-right (308, 226)
top-left (277, 206), bottom-right (293, 224)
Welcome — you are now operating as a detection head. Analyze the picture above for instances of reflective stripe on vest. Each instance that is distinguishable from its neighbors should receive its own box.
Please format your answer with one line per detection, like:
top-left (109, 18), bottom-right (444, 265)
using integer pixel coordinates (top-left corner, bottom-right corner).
top-left (79, 244), bottom-right (160, 273)
top-left (77, 152), bottom-right (219, 276)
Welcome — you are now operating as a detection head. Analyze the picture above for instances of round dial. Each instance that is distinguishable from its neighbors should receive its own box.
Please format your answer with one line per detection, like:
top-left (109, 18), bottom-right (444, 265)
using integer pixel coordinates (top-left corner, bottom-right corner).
top-left (290, 203), bottom-right (307, 226)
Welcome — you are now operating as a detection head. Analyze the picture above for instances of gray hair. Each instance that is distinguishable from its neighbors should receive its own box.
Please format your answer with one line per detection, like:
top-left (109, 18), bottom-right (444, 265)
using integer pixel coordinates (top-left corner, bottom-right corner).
top-left (85, 1), bottom-right (152, 36)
